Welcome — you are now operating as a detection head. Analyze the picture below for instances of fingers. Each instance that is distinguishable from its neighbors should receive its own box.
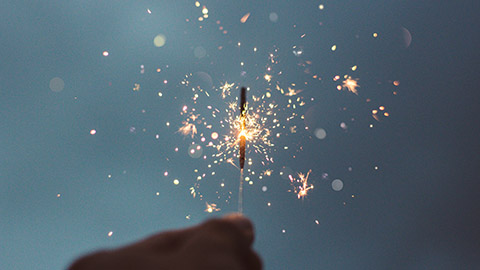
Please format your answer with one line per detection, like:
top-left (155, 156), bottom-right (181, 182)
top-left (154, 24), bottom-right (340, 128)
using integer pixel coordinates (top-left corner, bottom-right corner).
top-left (130, 225), bottom-right (200, 252)
top-left (195, 213), bottom-right (255, 250)
top-left (179, 214), bottom-right (261, 270)
top-left (142, 213), bottom-right (255, 251)
top-left (222, 213), bottom-right (255, 246)
top-left (69, 251), bottom-right (111, 270)
top-left (243, 249), bottom-right (263, 270)
top-left (116, 214), bottom-right (262, 270)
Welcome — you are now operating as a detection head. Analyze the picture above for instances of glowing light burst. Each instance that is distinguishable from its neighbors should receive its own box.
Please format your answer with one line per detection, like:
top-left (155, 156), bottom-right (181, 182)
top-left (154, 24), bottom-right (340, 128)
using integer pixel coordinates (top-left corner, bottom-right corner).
top-left (286, 87), bottom-right (302, 96)
top-left (178, 59), bottom-right (308, 206)
top-left (178, 113), bottom-right (200, 138)
top-left (289, 170), bottom-right (313, 199)
top-left (341, 76), bottom-right (360, 94)
top-left (205, 202), bottom-right (220, 213)
top-left (172, 28), bottom-right (388, 212)
top-left (217, 104), bottom-right (272, 163)
top-left (178, 122), bottom-right (197, 138)
top-left (220, 82), bottom-right (235, 99)
top-left (199, 82), bottom-right (302, 169)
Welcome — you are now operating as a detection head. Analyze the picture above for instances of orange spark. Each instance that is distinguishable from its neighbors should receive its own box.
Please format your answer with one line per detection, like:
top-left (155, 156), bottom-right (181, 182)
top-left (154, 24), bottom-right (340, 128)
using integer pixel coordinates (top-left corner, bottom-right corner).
top-left (205, 202), bottom-right (220, 213)
top-left (290, 170), bottom-right (313, 199)
top-left (342, 77), bottom-right (359, 94)
top-left (240, 13), bottom-right (251, 23)
top-left (178, 122), bottom-right (197, 138)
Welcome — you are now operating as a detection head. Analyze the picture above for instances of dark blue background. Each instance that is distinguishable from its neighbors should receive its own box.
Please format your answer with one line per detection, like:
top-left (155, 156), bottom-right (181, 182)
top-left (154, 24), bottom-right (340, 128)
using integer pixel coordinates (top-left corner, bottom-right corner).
top-left (1, 1), bottom-right (479, 269)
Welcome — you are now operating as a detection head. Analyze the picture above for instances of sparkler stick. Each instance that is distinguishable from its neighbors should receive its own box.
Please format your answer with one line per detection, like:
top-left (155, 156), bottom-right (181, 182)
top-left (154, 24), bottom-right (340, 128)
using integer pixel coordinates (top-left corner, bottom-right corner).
top-left (238, 87), bottom-right (247, 213)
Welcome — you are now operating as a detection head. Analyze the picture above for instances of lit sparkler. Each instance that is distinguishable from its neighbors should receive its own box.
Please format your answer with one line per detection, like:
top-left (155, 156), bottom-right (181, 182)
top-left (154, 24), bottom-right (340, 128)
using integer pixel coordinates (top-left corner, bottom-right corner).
top-left (238, 87), bottom-right (247, 213)
top-left (176, 48), bottom-right (311, 209)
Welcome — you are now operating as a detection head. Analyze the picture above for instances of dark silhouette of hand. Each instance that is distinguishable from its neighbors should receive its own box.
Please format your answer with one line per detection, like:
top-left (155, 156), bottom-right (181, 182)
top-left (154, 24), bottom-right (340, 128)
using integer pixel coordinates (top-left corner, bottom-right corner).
top-left (69, 213), bottom-right (262, 270)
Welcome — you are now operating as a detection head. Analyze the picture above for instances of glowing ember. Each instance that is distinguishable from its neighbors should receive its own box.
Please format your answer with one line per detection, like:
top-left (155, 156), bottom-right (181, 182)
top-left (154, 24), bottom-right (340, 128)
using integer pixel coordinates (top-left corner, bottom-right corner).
top-left (240, 13), bottom-right (250, 23)
top-left (342, 77), bottom-right (360, 94)
top-left (290, 170), bottom-right (313, 199)
top-left (205, 202), bottom-right (220, 213)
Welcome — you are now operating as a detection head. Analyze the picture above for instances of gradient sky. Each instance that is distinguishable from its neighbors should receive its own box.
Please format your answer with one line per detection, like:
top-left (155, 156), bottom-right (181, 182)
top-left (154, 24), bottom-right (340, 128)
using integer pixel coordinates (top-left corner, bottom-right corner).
top-left (1, 1), bottom-right (479, 269)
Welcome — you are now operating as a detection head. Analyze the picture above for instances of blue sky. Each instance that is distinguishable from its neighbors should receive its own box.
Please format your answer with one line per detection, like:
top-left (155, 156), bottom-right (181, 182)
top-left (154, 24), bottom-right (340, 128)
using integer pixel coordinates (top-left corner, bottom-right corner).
top-left (1, 1), bottom-right (479, 269)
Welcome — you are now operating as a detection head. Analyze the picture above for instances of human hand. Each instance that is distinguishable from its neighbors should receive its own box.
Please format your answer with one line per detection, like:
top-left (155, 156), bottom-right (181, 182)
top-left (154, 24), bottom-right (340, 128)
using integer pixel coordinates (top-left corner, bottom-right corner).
top-left (69, 213), bottom-right (262, 270)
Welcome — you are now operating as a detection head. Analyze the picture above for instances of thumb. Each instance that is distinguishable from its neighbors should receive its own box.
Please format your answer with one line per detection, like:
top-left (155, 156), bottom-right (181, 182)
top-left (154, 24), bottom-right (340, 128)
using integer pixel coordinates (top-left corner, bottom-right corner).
top-left (222, 213), bottom-right (255, 246)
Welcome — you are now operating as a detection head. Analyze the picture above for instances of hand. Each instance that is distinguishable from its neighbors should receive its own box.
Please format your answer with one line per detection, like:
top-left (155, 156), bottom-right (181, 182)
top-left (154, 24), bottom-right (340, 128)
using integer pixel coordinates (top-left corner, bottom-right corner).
top-left (69, 213), bottom-right (262, 270)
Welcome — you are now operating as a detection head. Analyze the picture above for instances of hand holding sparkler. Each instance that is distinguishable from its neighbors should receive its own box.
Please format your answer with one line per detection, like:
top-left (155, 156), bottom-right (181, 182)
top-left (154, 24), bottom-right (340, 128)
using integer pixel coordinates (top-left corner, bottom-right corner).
top-left (69, 214), bottom-right (262, 270)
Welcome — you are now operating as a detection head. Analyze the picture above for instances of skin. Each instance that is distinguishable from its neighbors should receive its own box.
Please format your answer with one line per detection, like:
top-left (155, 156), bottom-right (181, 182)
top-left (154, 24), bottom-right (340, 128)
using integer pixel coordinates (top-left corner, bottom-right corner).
top-left (69, 214), bottom-right (262, 270)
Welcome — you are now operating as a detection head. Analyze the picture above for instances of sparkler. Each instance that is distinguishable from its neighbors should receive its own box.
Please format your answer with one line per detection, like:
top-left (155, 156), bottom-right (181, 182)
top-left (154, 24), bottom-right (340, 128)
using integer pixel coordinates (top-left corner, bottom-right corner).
top-left (238, 87), bottom-right (247, 213)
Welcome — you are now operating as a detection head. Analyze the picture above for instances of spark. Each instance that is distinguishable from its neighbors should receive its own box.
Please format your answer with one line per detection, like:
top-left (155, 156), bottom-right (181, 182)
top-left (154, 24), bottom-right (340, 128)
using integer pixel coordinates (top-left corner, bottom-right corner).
top-left (205, 202), bottom-right (220, 213)
top-left (209, 97), bottom-right (272, 166)
top-left (228, 101), bottom-right (237, 110)
top-left (176, 49), bottom-right (310, 205)
top-left (178, 122), bottom-right (197, 138)
top-left (263, 169), bottom-right (273, 176)
top-left (240, 13), bottom-right (251, 23)
top-left (342, 77), bottom-right (360, 94)
top-left (133, 83), bottom-right (140, 91)
top-left (220, 82), bottom-right (235, 99)
top-left (189, 114), bottom-right (200, 121)
top-left (286, 87), bottom-right (302, 96)
top-left (226, 158), bottom-right (239, 169)
top-left (290, 170), bottom-right (313, 199)
top-left (232, 109), bottom-right (269, 149)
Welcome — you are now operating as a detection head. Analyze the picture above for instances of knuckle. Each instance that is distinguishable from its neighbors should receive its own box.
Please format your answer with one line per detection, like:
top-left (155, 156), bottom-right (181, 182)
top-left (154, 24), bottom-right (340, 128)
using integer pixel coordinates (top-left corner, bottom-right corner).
top-left (69, 251), bottom-right (111, 270)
